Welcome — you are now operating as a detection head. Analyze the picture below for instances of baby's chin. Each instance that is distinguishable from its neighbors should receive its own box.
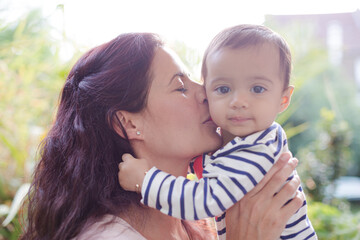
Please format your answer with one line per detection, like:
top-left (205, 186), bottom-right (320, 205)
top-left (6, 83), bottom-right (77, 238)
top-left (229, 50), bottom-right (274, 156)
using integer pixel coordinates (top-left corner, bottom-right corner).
top-left (222, 128), bottom-right (250, 138)
top-left (222, 125), bottom-right (265, 138)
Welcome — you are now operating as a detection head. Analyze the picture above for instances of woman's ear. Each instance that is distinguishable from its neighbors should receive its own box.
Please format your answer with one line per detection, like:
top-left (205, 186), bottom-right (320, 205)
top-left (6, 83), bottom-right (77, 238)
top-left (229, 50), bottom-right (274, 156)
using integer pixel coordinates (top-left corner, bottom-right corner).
top-left (279, 86), bottom-right (294, 113)
top-left (112, 111), bottom-right (144, 140)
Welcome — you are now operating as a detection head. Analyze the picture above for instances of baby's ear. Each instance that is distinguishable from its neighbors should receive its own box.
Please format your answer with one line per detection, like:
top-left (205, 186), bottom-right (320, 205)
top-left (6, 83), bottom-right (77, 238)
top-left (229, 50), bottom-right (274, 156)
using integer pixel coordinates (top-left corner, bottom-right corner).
top-left (112, 111), bottom-right (144, 140)
top-left (279, 86), bottom-right (294, 113)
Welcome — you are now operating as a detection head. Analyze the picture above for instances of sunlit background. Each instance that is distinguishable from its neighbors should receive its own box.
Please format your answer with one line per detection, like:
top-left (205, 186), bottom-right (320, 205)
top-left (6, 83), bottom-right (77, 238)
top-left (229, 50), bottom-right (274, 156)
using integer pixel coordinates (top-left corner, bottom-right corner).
top-left (1, 0), bottom-right (360, 239)
top-left (2, 0), bottom-right (360, 51)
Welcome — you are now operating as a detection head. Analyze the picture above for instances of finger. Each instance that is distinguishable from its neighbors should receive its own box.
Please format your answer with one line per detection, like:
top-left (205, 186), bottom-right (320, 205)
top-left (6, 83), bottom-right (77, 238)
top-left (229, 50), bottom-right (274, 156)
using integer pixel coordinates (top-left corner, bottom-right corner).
top-left (247, 152), bottom-right (292, 197)
top-left (118, 162), bottom-right (123, 169)
top-left (252, 157), bottom-right (298, 199)
top-left (122, 153), bottom-right (133, 162)
top-left (279, 190), bottom-right (305, 221)
top-left (260, 152), bottom-right (291, 187)
top-left (273, 174), bottom-right (301, 209)
top-left (264, 157), bottom-right (298, 197)
top-left (118, 168), bottom-right (123, 185)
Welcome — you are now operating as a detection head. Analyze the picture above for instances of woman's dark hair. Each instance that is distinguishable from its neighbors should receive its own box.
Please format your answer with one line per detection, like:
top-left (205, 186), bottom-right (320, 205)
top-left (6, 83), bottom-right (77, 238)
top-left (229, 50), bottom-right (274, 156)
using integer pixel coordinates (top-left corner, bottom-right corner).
top-left (20, 33), bottom-right (163, 240)
top-left (202, 24), bottom-right (292, 89)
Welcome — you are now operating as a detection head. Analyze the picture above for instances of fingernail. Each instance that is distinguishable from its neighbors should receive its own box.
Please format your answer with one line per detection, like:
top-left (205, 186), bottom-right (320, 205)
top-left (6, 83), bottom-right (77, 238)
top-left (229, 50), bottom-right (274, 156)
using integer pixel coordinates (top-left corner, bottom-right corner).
top-left (290, 158), bottom-right (298, 166)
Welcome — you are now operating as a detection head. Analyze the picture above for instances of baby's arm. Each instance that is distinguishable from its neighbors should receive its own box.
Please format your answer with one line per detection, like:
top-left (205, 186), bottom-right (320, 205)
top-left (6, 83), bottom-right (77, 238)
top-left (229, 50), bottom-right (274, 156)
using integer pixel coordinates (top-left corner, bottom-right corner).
top-left (117, 152), bottom-right (258, 220)
top-left (118, 154), bottom-right (151, 193)
top-left (140, 143), bottom-right (279, 220)
top-left (139, 124), bottom-right (289, 221)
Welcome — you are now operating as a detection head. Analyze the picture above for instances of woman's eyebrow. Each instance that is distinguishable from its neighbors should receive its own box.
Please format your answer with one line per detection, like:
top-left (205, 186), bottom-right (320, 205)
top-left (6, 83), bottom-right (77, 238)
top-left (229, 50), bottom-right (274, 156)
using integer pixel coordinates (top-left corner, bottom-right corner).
top-left (168, 72), bottom-right (185, 86)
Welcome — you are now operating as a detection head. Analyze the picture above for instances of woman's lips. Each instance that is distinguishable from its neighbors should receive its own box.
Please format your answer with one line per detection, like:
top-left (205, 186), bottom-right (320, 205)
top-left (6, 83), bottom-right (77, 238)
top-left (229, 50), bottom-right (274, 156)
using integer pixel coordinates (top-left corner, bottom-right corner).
top-left (203, 117), bottom-right (216, 126)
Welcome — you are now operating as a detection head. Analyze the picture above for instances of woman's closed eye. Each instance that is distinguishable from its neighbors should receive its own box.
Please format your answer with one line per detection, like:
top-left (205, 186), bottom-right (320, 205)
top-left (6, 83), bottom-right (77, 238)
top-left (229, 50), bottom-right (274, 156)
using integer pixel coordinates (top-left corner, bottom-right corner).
top-left (251, 86), bottom-right (266, 94)
top-left (176, 86), bottom-right (188, 93)
top-left (173, 75), bottom-right (188, 94)
top-left (215, 86), bottom-right (230, 94)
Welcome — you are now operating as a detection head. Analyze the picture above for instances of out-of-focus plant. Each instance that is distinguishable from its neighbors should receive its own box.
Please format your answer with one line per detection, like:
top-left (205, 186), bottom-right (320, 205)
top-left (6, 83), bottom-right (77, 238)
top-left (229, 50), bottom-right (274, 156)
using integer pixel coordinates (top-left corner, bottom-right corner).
top-left (0, 7), bottom-right (79, 238)
top-left (296, 108), bottom-right (352, 201)
top-left (264, 20), bottom-right (332, 142)
top-left (265, 19), bottom-right (360, 238)
top-left (265, 18), bottom-right (360, 177)
top-left (308, 201), bottom-right (360, 239)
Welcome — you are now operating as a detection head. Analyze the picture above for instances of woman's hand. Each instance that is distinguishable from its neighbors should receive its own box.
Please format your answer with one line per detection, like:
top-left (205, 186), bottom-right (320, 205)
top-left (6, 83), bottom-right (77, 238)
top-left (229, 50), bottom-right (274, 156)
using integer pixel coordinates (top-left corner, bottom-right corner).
top-left (225, 152), bottom-right (305, 240)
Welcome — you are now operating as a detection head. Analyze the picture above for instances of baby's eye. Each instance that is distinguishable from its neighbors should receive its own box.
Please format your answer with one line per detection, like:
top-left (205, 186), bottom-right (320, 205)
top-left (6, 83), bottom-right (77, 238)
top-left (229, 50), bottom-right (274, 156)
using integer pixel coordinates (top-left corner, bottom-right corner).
top-left (215, 86), bottom-right (230, 94)
top-left (251, 86), bottom-right (266, 93)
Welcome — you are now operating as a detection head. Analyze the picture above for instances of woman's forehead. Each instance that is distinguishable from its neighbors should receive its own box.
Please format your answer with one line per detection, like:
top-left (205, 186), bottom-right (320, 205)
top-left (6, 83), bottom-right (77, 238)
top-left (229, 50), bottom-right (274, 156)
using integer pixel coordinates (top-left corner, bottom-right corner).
top-left (150, 47), bottom-right (189, 84)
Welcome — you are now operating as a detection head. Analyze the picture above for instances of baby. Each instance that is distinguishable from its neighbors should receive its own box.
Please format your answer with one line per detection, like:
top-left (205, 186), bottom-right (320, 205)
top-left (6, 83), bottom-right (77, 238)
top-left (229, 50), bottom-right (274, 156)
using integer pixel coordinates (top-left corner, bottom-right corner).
top-left (119, 24), bottom-right (317, 240)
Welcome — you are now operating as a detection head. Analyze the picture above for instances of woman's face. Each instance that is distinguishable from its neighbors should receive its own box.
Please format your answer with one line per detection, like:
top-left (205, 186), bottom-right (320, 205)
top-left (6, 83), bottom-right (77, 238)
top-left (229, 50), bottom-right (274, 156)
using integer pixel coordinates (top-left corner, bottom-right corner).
top-left (139, 47), bottom-right (222, 162)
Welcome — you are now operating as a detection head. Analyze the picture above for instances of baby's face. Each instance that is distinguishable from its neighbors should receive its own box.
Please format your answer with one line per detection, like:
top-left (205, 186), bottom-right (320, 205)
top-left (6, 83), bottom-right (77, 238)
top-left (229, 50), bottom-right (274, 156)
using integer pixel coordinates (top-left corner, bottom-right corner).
top-left (204, 43), bottom-right (292, 138)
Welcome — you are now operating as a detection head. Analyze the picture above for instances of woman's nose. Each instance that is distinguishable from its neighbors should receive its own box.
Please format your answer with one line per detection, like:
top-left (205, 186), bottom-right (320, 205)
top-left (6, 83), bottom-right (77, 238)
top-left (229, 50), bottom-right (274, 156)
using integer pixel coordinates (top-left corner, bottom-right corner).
top-left (230, 94), bottom-right (249, 109)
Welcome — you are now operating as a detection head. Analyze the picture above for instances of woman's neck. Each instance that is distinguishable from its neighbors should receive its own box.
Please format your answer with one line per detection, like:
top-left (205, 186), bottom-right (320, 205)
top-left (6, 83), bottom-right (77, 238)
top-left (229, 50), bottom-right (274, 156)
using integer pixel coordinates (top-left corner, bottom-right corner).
top-left (153, 158), bottom-right (189, 177)
top-left (133, 142), bottom-right (190, 177)
top-left (128, 143), bottom-right (193, 239)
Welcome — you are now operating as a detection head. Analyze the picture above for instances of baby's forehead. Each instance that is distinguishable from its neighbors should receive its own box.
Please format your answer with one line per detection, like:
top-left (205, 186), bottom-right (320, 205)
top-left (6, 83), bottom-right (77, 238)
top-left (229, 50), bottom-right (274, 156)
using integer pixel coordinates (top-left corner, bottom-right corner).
top-left (205, 44), bottom-right (288, 86)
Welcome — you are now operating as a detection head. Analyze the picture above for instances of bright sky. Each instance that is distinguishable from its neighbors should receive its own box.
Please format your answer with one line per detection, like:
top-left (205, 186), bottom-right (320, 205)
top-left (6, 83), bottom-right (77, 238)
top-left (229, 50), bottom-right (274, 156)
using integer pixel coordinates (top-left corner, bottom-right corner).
top-left (2, 0), bottom-right (360, 54)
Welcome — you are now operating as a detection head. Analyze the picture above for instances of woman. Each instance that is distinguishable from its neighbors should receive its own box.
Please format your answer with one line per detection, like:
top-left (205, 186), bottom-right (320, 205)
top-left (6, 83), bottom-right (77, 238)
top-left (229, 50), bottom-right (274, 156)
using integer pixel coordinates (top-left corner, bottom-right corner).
top-left (21, 32), bottom-right (304, 239)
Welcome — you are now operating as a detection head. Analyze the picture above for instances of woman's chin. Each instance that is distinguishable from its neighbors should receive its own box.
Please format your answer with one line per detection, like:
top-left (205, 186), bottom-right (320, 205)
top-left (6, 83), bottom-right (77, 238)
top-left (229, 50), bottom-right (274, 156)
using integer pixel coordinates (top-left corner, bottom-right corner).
top-left (206, 136), bottom-right (223, 153)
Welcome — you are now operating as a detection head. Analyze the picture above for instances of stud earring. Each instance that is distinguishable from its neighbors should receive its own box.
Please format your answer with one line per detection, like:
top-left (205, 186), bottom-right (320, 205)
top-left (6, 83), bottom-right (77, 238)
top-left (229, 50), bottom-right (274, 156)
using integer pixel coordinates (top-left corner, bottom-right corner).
top-left (136, 131), bottom-right (141, 136)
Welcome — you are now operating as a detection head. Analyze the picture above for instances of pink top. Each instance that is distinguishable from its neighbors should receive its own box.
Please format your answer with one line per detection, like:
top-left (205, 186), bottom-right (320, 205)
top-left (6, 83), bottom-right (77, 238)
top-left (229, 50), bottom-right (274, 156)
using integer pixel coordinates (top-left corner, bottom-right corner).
top-left (74, 215), bottom-right (146, 240)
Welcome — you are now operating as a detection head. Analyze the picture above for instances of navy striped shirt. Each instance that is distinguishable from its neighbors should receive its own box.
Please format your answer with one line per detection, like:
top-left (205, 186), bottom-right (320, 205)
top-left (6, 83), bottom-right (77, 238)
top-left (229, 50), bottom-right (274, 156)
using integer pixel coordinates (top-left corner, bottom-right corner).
top-left (141, 122), bottom-right (317, 240)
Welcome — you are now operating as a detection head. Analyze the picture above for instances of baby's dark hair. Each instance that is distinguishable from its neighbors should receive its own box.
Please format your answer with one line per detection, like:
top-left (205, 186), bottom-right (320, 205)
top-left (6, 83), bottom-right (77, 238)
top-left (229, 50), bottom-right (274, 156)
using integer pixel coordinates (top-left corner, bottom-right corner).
top-left (201, 24), bottom-right (292, 89)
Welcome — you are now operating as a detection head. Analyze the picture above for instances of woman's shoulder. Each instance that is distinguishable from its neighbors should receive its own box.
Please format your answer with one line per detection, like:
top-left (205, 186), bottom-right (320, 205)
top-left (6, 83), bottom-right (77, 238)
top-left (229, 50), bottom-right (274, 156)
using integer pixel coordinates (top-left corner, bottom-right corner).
top-left (74, 214), bottom-right (146, 240)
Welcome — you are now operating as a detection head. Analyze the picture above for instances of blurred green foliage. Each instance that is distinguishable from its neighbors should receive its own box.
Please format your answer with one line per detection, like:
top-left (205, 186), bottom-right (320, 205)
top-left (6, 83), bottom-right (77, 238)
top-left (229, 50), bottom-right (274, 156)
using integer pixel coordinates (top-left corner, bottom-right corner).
top-left (1, 7), bottom-right (360, 240)
top-left (0, 8), bottom-right (79, 239)
top-left (296, 109), bottom-right (352, 201)
top-left (308, 201), bottom-right (360, 239)
top-left (265, 19), bottom-right (360, 195)
top-left (265, 19), bottom-right (360, 239)
top-left (269, 21), bottom-right (360, 174)
top-left (0, 8), bottom-right (71, 180)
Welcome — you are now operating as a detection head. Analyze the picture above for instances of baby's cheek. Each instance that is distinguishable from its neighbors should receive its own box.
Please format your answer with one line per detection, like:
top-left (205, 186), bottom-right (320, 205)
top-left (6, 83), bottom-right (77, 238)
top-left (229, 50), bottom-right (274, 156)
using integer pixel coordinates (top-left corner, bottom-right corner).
top-left (209, 111), bottom-right (223, 128)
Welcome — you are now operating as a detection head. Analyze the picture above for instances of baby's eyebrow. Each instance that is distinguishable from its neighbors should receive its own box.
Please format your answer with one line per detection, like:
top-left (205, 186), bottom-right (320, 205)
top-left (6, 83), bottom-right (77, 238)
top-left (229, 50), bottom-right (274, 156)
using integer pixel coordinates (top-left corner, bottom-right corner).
top-left (250, 76), bottom-right (274, 84)
top-left (206, 76), bottom-right (231, 85)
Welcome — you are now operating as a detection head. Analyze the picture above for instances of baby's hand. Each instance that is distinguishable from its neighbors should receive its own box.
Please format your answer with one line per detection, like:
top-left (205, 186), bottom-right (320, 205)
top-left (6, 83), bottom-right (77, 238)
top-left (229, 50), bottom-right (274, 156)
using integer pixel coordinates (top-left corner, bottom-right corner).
top-left (118, 153), bottom-right (151, 193)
